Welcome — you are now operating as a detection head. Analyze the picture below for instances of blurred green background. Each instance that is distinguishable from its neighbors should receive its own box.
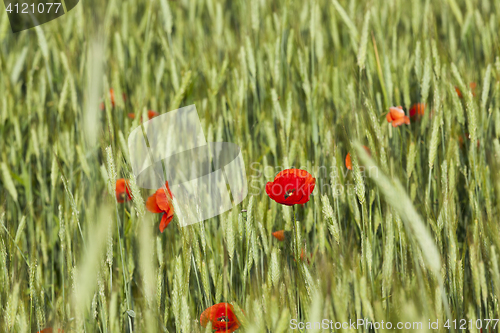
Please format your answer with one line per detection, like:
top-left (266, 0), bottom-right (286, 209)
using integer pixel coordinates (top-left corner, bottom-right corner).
top-left (1, 0), bottom-right (500, 331)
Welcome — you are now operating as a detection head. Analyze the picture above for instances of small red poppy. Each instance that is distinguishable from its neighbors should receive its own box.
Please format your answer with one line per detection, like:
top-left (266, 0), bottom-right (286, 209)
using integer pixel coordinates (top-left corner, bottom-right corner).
top-left (127, 110), bottom-right (160, 121)
top-left (115, 178), bottom-right (132, 203)
top-left (200, 303), bottom-right (240, 333)
top-left (272, 230), bottom-right (286, 241)
top-left (458, 133), bottom-right (480, 148)
top-left (386, 106), bottom-right (410, 127)
top-left (409, 103), bottom-right (426, 117)
top-left (100, 88), bottom-right (127, 110)
top-left (289, 247), bottom-right (311, 264)
top-left (146, 181), bottom-right (175, 232)
top-left (455, 82), bottom-right (477, 99)
top-left (265, 169), bottom-right (316, 206)
top-left (345, 145), bottom-right (370, 170)
top-left (300, 248), bottom-right (311, 264)
top-left (37, 328), bottom-right (63, 333)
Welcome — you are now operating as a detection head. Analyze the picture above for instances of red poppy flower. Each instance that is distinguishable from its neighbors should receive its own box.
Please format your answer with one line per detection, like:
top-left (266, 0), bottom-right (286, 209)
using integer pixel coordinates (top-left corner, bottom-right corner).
top-left (458, 133), bottom-right (480, 148)
top-left (146, 181), bottom-right (175, 232)
top-left (100, 89), bottom-right (127, 110)
top-left (345, 145), bottom-right (370, 170)
top-left (37, 328), bottom-right (63, 333)
top-left (455, 82), bottom-right (477, 98)
top-left (300, 248), bottom-right (311, 264)
top-left (288, 247), bottom-right (311, 264)
top-left (265, 169), bottom-right (316, 206)
top-left (386, 106), bottom-right (410, 127)
top-left (127, 110), bottom-right (159, 121)
top-left (115, 178), bottom-right (132, 203)
top-left (409, 103), bottom-right (426, 117)
top-left (272, 230), bottom-right (286, 241)
top-left (200, 303), bottom-right (240, 333)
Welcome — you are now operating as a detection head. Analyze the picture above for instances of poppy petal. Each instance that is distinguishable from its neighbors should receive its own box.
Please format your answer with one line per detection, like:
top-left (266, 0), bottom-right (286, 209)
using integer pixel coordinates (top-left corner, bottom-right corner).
top-left (266, 169), bottom-right (315, 206)
top-left (146, 193), bottom-right (162, 213)
top-left (345, 152), bottom-right (352, 170)
top-left (159, 211), bottom-right (173, 233)
top-left (115, 178), bottom-right (129, 203)
top-left (363, 145), bottom-right (371, 156)
top-left (37, 329), bottom-right (63, 333)
top-left (296, 183), bottom-right (315, 205)
top-left (272, 230), bottom-right (286, 241)
top-left (418, 104), bottom-right (425, 116)
top-left (109, 88), bottom-right (116, 107)
top-left (148, 110), bottom-right (159, 119)
top-left (265, 181), bottom-right (277, 197)
top-left (389, 107), bottom-right (405, 120)
top-left (124, 181), bottom-right (133, 201)
top-left (156, 183), bottom-right (173, 212)
top-left (409, 106), bottom-right (416, 117)
top-left (391, 117), bottom-right (406, 127)
top-left (200, 303), bottom-right (240, 332)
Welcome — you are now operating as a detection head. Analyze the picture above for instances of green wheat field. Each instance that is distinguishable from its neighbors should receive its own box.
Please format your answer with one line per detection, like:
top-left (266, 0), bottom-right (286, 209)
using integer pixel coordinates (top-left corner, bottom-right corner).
top-left (1, 0), bottom-right (500, 331)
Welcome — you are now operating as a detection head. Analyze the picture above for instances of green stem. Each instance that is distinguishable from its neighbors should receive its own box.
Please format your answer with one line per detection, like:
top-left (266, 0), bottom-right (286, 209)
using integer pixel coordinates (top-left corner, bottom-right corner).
top-left (427, 168), bottom-right (432, 211)
top-left (115, 204), bottom-right (132, 332)
top-left (292, 206), bottom-right (300, 319)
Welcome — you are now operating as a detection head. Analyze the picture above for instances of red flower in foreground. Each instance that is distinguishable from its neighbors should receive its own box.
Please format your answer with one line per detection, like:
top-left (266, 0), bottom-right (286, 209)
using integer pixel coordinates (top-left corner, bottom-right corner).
top-left (409, 103), bottom-right (426, 118)
top-left (146, 182), bottom-right (175, 232)
top-left (116, 178), bottom-right (132, 203)
top-left (386, 106), bottom-right (410, 127)
top-left (455, 82), bottom-right (477, 98)
top-left (272, 230), bottom-right (286, 241)
top-left (266, 169), bottom-right (316, 206)
top-left (345, 145), bottom-right (370, 170)
top-left (127, 110), bottom-right (159, 121)
top-left (200, 303), bottom-right (240, 333)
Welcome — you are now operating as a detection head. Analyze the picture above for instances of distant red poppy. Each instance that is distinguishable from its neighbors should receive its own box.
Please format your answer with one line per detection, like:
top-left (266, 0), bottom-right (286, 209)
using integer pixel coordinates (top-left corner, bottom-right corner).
top-left (458, 133), bottom-right (480, 148)
top-left (200, 303), bottom-right (240, 333)
top-left (455, 82), bottom-right (477, 99)
top-left (127, 110), bottom-right (160, 121)
top-left (272, 230), bottom-right (286, 241)
top-left (300, 248), bottom-right (311, 264)
top-left (100, 88), bottom-right (127, 110)
top-left (146, 181), bottom-right (175, 232)
top-left (409, 103), bottom-right (426, 117)
top-left (266, 169), bottom-right (316, 206)
top-left (288, 247), bottom-right (311, 264)
top-left (386, 106), bottom-right (410, 127)
top-left (345, 145), bottom-right (370, 170)
top-left (116, 178), bottom-right (132, 203)
top-left (37, 328), bottom-right (63, 333)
